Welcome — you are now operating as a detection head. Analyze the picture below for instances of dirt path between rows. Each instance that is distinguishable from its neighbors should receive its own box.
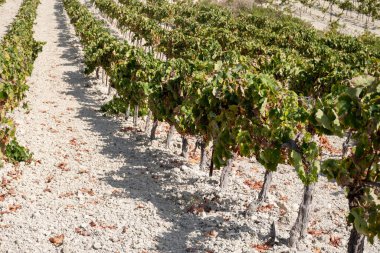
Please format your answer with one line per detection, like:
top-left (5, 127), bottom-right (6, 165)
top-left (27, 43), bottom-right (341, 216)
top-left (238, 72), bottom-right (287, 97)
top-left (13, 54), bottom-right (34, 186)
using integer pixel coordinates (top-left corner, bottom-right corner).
top-left (0, 0), bottom-right (23, 39)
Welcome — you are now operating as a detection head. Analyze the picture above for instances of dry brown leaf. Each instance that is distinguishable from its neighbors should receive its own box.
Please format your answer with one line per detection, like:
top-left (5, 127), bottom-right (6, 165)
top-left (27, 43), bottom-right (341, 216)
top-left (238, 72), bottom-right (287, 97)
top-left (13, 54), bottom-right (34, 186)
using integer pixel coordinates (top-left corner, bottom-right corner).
top-left (120, 127), bottom-right (134, 132)
top-left (75, 227), bottom-right (91, 236)
top-left (279, 208), bottom-right (287, 216)
top-left (205, 230), bottom-right (218, 238)
top-left (313, 247), bottom-right (322, 253)
top-left (48, 127), bottom-right (59, 133)
top-left (329, 235), bottom-right (342, 247)
top-left (99, 223), bottom-right (117, 230)
top-left (135, 203), bottom-right (145, 209)
top-left (319, 136), bottom-right (341, 154)
top-left (251, 243), bottom-right (272, 252)
top-left (78, 168), bottom-right (89, 174)
top-left (43, 188), bottom-right (52, 193)
top-left (69, 138), bottom-right (78, 146)
top-left (186, 204), bottom-right (204, 215)
top-left (57, 162), bottom-right (70, 171)
top-left (7, 188), bottom-right (16, 196)
top-left (49, 234), bottom-right (64, 246)
top-left (64, 204), bottom-right (75, 210)
top-left (257, 204), bottom-right (274, 212)
top-left (45, 175), bottom-right (54, 183)
top-left (269, 184), bottom-right (277, 192)
top-left (244, 179), bottom-right (263, 190)
top-left (8, 204), bottom-right (21, 212)
top-left (308, 229), bottom-right (325, 237)
top-left (89, 221), bottom-right (97, 227)
top-left (80, 188), bottom-right (95, 196)
top-left (59, 192), bottom-right (74, 198)
top-left (0, 194), bottom-right (6, 202)
top-left (1, 177), bottom-right (9, 188)
top-left (250, 166), bottom-right (259, 173)
top-left (7, 169), bottom-right (22, 180)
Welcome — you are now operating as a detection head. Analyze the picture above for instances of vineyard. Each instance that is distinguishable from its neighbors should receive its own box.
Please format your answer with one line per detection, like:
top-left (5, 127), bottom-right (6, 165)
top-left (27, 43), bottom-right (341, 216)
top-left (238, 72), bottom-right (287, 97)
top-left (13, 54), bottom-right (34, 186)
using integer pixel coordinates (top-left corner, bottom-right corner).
top-left (0, 0), bottom-right (379, 252)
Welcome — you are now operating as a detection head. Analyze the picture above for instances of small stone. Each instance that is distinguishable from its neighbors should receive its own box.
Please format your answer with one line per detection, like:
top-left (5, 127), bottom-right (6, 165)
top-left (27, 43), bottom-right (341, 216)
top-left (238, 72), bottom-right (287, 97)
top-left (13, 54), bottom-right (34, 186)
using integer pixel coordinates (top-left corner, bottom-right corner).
top-left (173, 167), bottom-right (180, 173)
top-left (93, 242), bottom-right (102, 250)
top-left (61, 245), bottom-right (70, 253)
top-left (109, 237), bottom-right (118, 242)
top-left (180, 165), bottom-right (190, 172)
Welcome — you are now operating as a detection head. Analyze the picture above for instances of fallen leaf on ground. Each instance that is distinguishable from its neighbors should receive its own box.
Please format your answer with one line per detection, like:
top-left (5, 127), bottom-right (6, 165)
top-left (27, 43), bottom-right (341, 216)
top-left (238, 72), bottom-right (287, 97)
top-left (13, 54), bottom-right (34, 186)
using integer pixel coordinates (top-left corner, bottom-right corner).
top-left (57, 162), bottom-right (70, 171)
top-left (330, 235), bottom-right (342, 247)
top-left (135, 203), bottom-right (145, 209)
top-left (120, 127), bottom-right (134, 132)
top-left (1, 177), bottom-right (9, 188)
top-left (89, 221), bottom-right (116, 230)
top-left (251, 243), bottom-right (272, 252)
top-left (279, 208), bottom-right (287, 216)
top-left (7, 169), bottom-right (22, 180)
top-left (75, 227), bottom-right (91, 236)
top-left (69, 138), bottom-right (78, 146)
top-left (45, 175), bottom-right (54, 183)
top-left (244, 179), bottom-right (263, 190)
top-left (205, 230), bottom-right (218, 238)
top-left (65, 205), bottom-right (75, 210)
top-left (308, 229), bottom-right (325, 237)
top-left (48, 127), bottom-right (58, 133)
top-left (7, 188), bottom-right (16, 196)
top-left (59, 192), bottom-right (74, 198)
top-left (251, 167), bottom-right (259, 173)
top-left (80, 188), bottom-right (95, 196)
top-left (49, 234), bottom-right (64, 246)
top-left (257, 204), bottom-right (274, 212)
top-left (78, 168), bottom-right (89, 174)
top-left (319, 136), bottom-right (341, 154)
top-left (0, 194), bottom-right (6, 202)
top-left (8, 204), bottom-right (21, 212)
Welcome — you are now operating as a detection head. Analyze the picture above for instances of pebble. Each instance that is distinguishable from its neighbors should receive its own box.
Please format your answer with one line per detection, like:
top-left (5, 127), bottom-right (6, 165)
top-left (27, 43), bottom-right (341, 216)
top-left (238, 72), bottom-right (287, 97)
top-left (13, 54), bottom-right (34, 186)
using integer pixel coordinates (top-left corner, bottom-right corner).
top-left (93, 242), bottom-right (102, 250)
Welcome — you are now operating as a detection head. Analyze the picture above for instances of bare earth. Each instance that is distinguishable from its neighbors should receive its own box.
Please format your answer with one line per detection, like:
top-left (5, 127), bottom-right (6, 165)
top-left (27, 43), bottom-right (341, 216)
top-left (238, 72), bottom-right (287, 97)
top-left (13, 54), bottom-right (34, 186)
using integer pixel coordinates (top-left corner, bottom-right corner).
top-left (0, 0), bottom-right (24, 39)
top-left (0, 0), bottom-right (379, 252)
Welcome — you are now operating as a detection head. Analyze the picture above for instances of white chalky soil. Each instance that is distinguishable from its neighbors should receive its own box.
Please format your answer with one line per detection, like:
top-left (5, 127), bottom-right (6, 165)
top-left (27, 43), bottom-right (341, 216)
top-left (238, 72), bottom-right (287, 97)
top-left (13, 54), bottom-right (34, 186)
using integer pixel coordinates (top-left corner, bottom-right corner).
top-left (0, 0), bottom-right (379, 253)
top-left (0, 0), bottom-right (24, 39)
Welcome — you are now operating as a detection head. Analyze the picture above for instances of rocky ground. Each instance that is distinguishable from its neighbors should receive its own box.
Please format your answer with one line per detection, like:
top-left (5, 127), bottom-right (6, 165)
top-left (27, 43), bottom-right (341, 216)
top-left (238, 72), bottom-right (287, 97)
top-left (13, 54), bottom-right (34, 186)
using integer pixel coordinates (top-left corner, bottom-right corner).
top-left (0, 0), bottom-right (23, 39)
top-left (0, 0), bottom-right (379, 252)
